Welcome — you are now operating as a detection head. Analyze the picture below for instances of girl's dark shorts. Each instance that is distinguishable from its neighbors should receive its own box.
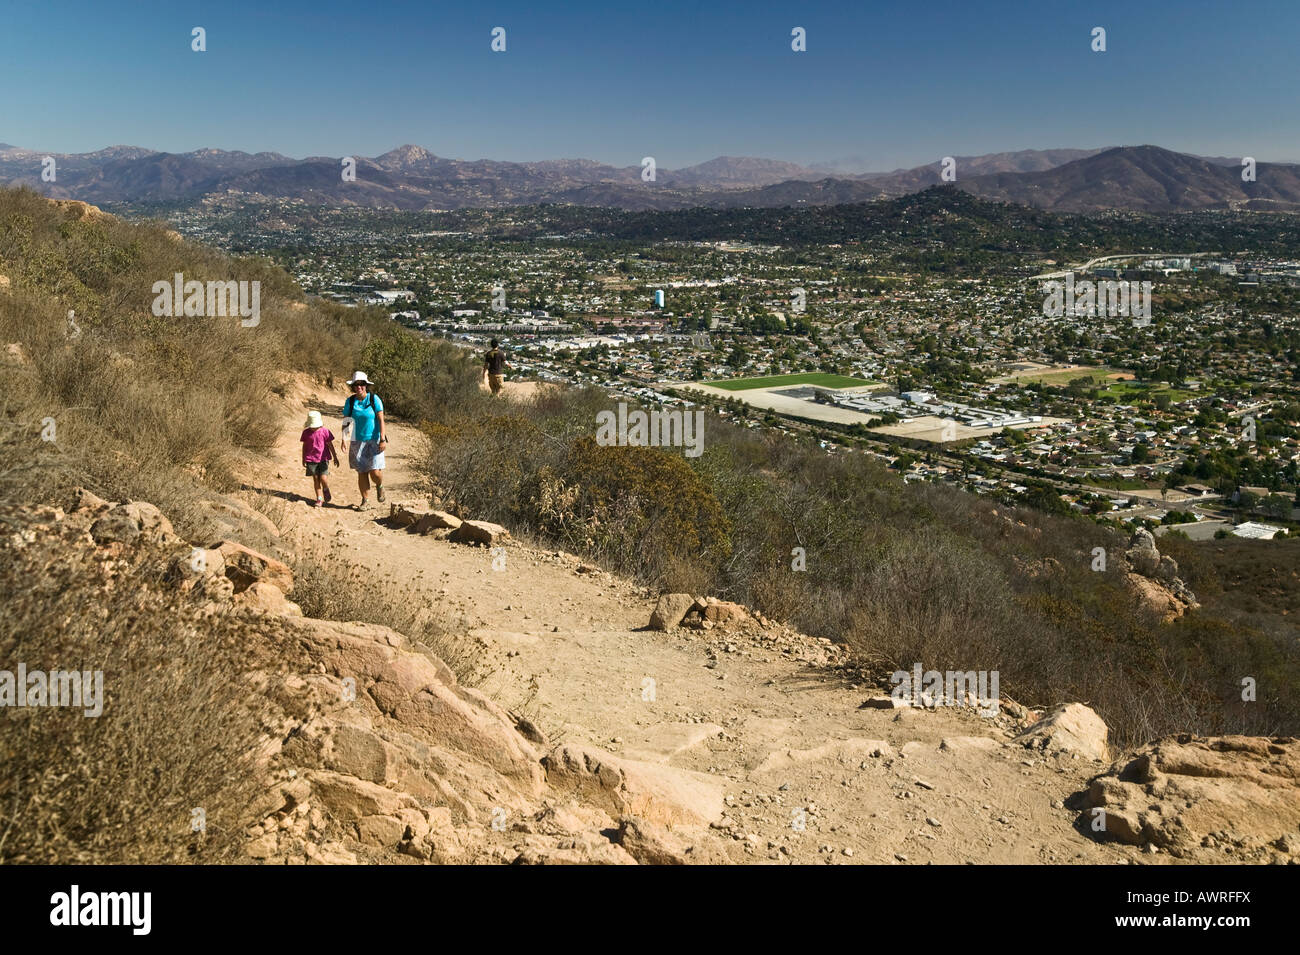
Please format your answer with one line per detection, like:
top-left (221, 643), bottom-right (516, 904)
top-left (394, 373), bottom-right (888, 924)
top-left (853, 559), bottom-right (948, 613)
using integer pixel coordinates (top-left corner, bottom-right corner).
top-left (305, 460), bottom-right (330, 476)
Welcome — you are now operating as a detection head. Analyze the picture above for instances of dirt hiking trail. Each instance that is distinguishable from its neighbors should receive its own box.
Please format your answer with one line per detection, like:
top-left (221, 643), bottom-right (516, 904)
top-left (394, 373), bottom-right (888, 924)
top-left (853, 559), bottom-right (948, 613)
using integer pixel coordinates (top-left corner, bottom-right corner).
top-left (244, 376), bottom-right (1155, 865)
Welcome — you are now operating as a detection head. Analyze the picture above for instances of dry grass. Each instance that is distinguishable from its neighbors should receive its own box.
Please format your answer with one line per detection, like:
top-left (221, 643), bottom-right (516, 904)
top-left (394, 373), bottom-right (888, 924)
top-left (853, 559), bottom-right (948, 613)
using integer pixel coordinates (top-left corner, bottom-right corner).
top-left (0, 517), bottom-right (304, 864)
top-left (0, 187), bottom-right (397, 862)
top-left (0, 186), bottom-right (387, 522)
top-left (289, 544), bottom-right (490, 688)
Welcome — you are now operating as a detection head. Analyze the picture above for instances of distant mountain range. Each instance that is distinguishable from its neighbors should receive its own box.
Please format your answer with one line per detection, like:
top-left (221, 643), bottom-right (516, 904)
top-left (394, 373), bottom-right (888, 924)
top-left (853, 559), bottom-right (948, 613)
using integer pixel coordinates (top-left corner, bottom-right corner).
top-left (2, 142), bottom-right (1296, 214)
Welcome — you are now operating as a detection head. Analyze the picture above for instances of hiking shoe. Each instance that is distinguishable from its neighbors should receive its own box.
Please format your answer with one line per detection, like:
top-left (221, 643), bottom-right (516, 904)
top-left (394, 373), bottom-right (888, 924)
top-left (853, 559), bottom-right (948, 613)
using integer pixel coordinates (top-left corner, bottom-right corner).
top-left (376, 485), bottom-right (386, 503)
top-left (357, 498), bottom-right (370, 511)
top-left (314, 498), bottom-right (323, 508)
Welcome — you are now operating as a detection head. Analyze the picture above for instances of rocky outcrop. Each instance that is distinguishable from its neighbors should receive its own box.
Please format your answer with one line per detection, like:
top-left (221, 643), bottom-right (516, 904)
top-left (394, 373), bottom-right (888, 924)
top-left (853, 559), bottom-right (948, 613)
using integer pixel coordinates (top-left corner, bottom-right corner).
top-left (214, 539), bottom-right (294, 594)
top-left (1123, 529), bottom-right (1198, 620)
top-left (1079, 735), bottom-right (1300, 860)
top-left (1125, 527), bottom-right (1161, 576)
top-left (50, 199), bottom-right (111, 223)
top-left (542, 743), bottom-right (725, 827)
top-left (12, 493), bottom-right (744, 865)
top-left (89, 500), bottom-right (178, 546)
top-left (280, 616), bottom-right (543, 792)
top-left (196, 495), bottom-right (280, 543)
top-left (1014, 702), bottom-right (1109, 762)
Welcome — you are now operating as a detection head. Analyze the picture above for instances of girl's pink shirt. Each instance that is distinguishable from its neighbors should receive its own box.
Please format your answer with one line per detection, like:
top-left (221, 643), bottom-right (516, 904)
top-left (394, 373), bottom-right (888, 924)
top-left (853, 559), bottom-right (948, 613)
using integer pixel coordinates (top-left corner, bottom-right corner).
top-left (300, 427), bottom-right (334, 462)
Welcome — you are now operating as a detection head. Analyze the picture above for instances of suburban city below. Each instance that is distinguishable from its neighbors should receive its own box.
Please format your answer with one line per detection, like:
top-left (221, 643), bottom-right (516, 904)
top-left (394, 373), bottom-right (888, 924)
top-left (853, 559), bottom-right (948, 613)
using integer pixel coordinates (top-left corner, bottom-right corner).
top-left (100, 170), bottom-right (1300, 545)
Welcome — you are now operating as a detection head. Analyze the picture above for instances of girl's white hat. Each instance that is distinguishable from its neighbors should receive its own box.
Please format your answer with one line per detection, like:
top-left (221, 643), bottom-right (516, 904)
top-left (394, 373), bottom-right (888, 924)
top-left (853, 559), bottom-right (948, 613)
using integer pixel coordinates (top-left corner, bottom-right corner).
top-left (347, 371), bottom-right (371, 386)
top-left (304, 410), bottom-right (323, 429)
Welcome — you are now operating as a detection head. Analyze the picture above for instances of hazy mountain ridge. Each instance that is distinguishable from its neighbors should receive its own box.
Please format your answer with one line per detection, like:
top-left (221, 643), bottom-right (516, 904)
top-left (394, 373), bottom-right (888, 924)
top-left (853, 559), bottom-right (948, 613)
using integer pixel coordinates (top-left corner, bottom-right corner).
top-left (3, 141), bottom-right (1297, 213)
top-left (958, 145), bottom-right (1300, 212)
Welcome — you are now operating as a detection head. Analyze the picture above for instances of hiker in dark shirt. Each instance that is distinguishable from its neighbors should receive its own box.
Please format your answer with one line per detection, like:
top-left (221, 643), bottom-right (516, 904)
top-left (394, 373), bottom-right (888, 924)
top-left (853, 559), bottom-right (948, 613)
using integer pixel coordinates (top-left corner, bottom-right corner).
top-left (483, 338), bottom-right (507, 395)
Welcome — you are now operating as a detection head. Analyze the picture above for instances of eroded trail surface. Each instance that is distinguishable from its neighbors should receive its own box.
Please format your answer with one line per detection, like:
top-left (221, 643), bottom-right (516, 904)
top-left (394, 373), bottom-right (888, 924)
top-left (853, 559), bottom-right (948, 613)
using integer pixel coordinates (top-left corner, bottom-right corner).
top-left (246, 378), bottom-right (1151, 864)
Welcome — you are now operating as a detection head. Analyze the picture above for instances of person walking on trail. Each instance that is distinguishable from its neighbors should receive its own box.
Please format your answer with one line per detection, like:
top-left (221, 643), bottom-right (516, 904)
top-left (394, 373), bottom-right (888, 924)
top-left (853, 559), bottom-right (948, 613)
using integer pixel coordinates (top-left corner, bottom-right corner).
top-left (300, 410), bottom-right (340, 508)
top-left (341, 371), bottom-right (388, 510)
top-left (483, 338), bottom-right (507, 395)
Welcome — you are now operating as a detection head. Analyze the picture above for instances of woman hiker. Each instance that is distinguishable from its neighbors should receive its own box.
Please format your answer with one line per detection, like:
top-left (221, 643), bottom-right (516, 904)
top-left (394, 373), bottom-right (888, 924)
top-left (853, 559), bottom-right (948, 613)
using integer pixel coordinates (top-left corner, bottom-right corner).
top-left (340, 371), bottom-right (388, 510)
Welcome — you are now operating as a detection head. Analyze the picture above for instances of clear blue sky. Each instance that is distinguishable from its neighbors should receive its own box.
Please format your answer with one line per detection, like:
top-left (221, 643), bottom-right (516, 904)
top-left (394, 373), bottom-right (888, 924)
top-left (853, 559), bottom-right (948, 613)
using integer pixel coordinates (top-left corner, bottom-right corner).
top-left (3, 0), bottom-right (1297, 169)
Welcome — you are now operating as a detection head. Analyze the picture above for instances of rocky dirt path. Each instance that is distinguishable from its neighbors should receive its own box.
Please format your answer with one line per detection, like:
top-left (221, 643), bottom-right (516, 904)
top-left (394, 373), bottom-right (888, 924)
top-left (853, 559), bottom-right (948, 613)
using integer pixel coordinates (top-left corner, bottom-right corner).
top-left (244, 376), bottom-right (1148, 865)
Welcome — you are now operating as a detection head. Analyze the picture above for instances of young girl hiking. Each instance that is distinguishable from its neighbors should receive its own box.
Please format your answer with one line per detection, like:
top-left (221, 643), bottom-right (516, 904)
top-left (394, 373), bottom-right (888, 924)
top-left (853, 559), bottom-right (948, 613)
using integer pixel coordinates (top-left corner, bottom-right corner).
top-left (300, 410), bottom-right (340, 507)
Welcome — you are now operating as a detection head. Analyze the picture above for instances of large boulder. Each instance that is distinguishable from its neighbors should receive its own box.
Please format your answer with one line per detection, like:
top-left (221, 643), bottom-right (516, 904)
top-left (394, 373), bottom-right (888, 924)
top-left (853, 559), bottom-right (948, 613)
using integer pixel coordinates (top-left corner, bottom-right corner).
top-left (215, 540), bottom-right (294, 594)
top-left (1080, 735), bottom-right (1300, 857)
top-left (1014, 702), bottom-right (1109, 762)
top-left (197, 496), bottom-right (280, 542)
top-left (449, 520), bottom-right (508, 546)
top-left (649, 593), bottom-right (694, 631)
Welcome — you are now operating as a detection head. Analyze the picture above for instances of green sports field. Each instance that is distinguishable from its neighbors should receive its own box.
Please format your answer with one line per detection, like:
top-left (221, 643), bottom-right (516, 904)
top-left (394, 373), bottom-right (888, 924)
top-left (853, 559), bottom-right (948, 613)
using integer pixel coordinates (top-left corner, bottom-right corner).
top-left (1098, 380), bottom-right (1199, 403)
top-left (1007, 367), bottom-right (1114, 386)
top-left (709, 372), bottom-right (873, 391)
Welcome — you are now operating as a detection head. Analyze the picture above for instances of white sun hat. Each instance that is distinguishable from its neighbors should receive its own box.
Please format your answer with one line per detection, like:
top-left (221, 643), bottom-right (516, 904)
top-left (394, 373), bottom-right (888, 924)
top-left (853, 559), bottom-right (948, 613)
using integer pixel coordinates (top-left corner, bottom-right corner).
top-left (304, 410), bottom-right (323, 429)
top-left (347, 371), bottom-right (371, 386)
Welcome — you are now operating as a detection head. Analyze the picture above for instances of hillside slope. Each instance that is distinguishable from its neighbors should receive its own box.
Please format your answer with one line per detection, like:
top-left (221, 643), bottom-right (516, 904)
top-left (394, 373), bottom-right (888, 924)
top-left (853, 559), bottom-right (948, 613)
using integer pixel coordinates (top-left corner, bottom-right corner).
top-left (201, 376), bottom-right (1295, 865)
top-left (3, 191), bottom-right (1295, 865)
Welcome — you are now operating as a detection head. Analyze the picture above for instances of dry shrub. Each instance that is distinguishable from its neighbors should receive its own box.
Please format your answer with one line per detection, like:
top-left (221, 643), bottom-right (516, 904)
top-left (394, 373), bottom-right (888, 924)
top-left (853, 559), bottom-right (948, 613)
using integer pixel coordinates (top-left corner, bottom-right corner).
top-left (429, 412), bottom-right (732, 589)
top-left (744, 561), bottom-right (812, 625)
top-left (844, 526), bottom-right (1016, 672)
top-left (289, 544), bottom-right (489, 687)
top-left (566, 437), bottom-right (731, 582)
top-left (0, 517), bottom-right (302, 864)
top-left (360, 331), bottom-right (484, 421)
